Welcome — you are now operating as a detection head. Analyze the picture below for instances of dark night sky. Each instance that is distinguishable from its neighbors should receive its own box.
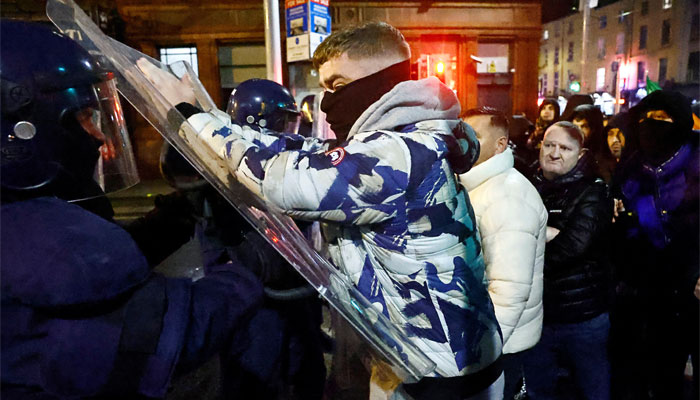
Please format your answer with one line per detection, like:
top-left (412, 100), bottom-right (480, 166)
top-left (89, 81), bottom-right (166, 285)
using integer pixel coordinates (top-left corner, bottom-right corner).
top-left (541, 0), bottom-right (622, 23)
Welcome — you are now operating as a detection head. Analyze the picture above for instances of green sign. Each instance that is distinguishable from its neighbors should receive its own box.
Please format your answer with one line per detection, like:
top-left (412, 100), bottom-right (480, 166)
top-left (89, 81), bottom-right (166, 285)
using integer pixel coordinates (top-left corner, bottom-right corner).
top-left (569, 81), bottom-right (581, 93)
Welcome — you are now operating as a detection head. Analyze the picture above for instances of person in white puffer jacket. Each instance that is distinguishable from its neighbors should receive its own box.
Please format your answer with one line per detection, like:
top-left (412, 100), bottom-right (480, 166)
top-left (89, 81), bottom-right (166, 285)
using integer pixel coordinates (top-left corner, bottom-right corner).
top-left (459, 107), bottom-right (547, 399)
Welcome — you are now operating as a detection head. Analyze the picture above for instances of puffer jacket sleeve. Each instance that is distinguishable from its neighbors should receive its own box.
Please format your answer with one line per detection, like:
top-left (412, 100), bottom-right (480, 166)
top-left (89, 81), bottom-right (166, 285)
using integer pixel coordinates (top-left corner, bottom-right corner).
top-left (182, 111), bottom-right (409, 225)
top-left (545, 180), bottom-right (612, 268)
top-left (479, 193), bottom-right (543, 345)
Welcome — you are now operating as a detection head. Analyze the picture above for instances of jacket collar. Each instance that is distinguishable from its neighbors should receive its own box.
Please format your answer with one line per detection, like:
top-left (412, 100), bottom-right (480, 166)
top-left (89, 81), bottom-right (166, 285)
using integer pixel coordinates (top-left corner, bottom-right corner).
top-left (460, 148), bottom-right (514, 191)
top-left (348, 76), bottom-right (460, 140)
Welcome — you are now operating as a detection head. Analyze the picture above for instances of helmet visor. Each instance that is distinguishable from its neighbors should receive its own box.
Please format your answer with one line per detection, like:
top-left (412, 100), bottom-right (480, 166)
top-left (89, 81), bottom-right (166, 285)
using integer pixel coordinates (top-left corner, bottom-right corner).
top-left (72, 77), bottom-right (139, 198)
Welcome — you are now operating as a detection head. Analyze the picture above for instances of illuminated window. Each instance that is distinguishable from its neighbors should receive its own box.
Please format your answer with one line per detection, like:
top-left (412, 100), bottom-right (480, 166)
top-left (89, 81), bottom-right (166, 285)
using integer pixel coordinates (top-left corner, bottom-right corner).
top-left (661, 20), bottom-right (671, 45)
top-left (639, 26), bottom-right (648, 50)
top-left (596, 67), bottom-right (606, 91)
top-left (543, 30), bottom-right (549, 40)
top-left (159, 46), bottom-right (198, 75)
top-left (662, 0), bottom-right (672, 10)
top-left (637, 61), bottom-right (646, 86)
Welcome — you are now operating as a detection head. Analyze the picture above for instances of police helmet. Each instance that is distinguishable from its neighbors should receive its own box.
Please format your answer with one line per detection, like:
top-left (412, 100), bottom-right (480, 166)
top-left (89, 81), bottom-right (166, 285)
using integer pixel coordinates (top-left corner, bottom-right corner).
top-left (226, 79), bottom-right (300, 134)
top-left (0, 20), bottom-right (138, 201)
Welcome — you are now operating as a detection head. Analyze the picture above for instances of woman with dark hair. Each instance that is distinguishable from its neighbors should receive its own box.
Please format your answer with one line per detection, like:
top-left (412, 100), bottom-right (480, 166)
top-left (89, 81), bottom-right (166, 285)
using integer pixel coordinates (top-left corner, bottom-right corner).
top-left (570, 104), bottom-right (617, 183)
top-left (528, 99), bottom-right (560, 151)
top-left (523, 121), bottom-right (613, 400)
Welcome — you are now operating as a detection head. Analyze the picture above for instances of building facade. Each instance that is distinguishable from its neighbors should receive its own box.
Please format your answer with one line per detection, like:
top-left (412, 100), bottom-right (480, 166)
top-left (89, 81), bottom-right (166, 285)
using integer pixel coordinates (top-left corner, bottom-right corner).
top-left (539, 0), bottom-right (699, 108)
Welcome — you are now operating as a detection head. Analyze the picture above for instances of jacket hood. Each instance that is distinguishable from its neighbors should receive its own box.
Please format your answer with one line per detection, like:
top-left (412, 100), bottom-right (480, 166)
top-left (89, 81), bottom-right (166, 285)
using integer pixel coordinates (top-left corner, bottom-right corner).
top-left (631, 90), bottom-right (694, 133)
top-left (348, 76), bottom-right (460, 138)
top-left (348, 77), bottom-right (477, 174)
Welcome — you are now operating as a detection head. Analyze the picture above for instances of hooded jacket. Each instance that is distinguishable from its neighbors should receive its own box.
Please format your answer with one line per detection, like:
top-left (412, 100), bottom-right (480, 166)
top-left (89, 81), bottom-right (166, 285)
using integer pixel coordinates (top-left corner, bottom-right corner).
top-left (459, 148), bottom-right (547, 354)
top-left (182, 77), bottom-right (502, 377)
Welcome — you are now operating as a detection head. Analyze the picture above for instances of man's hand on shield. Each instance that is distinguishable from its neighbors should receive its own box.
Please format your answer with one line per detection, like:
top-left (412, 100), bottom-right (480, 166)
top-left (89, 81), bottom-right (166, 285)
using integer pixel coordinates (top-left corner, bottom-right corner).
top-left (137, 58), bottom-right (196, 107)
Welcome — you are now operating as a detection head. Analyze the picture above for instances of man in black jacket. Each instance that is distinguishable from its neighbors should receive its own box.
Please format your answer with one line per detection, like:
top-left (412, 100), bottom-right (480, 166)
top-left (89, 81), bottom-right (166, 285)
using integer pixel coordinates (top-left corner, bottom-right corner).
top-left (523, 121), bottom-right (613, 400)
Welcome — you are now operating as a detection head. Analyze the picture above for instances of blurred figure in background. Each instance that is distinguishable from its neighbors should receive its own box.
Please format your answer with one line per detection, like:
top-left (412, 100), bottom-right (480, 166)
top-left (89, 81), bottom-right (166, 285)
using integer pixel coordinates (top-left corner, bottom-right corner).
top-left (524, 121), bottom-right (613, 400)
top-left (559, 93), bottom-right (593, 122)
top-left (603, 112), bottom-right (631, 163)
top-left (298, 94), bottom-right (316, 137)
top-left (569, 104), bottom-right (617, 183)
top-left (527, 98), bottom-right (560, 160)
top-left (610, 90), bottom-right (698, 400)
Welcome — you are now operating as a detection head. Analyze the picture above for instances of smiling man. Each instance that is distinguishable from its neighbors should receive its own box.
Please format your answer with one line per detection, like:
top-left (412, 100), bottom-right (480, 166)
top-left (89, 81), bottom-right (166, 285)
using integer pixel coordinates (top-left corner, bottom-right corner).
top-left (140, 21), bottom-right (503, 399)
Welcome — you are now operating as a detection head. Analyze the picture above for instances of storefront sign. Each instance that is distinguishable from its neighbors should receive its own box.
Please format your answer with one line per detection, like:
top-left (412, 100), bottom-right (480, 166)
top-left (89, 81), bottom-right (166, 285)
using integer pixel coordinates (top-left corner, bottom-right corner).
top-left (285, 0), bottom-right (331, 62)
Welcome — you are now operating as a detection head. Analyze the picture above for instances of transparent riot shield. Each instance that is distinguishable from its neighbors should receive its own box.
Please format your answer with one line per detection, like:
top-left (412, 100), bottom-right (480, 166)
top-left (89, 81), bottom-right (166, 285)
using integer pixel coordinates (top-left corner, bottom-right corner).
top-left (47, 0), bottom-right (435, 382)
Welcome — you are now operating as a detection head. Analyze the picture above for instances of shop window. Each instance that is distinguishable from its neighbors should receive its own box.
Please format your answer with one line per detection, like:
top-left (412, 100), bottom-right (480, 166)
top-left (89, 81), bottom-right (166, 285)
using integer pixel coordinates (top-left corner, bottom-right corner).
top-left (159, 46), bottom-right (198, 75)
top-left (639, 25), bottom-right (648, 50)
top-left (661, 20), bottom-right (671, 46)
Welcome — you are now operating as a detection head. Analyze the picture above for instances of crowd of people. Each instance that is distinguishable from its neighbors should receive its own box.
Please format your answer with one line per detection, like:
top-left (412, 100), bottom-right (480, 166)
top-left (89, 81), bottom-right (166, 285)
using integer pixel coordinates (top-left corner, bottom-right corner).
top-left (1, 17), bottom-right (698, 400)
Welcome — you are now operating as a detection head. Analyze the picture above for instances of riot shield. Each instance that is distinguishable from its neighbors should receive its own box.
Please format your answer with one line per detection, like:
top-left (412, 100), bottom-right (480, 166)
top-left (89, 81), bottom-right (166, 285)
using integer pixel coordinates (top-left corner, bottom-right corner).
top-left (46, 0), bottom-right (435, 382)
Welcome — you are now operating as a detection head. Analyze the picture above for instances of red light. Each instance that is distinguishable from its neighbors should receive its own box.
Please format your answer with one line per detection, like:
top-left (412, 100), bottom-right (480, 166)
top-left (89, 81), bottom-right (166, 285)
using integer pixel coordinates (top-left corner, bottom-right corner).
top-left (436, 62), bottom-right (445, 74)
top-left (265, 228), bottom-right (279, 243)
top-left (618, 98), bottom-right (626, 105)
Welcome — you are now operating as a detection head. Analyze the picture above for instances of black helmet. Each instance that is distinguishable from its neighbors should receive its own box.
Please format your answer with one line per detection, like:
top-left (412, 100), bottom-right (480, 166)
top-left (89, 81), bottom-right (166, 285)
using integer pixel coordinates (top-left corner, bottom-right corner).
top-left (226, 79), bottom-right (300, 134)
top-left (0, 20), bottom-right (138, 201)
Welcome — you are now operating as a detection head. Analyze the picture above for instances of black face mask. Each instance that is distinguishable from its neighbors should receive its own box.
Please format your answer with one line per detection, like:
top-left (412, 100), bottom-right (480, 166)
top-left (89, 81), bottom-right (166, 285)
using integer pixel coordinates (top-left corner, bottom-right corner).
top-left (320, 59), bottom-right (411, 143)
top-left (637, 118), bottom-right (686, 166)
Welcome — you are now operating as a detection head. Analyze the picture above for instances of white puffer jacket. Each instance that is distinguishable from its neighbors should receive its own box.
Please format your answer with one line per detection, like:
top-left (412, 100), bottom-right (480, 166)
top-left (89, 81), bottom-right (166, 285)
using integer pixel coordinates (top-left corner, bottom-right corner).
top-left (459, 148), bottom-right (547, 354)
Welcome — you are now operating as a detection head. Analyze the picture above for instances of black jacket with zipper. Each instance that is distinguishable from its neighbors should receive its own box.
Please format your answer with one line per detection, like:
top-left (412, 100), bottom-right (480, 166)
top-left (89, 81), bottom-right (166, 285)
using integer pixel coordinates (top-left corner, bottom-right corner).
top-left (533, 153), bottom-right (613, 324)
